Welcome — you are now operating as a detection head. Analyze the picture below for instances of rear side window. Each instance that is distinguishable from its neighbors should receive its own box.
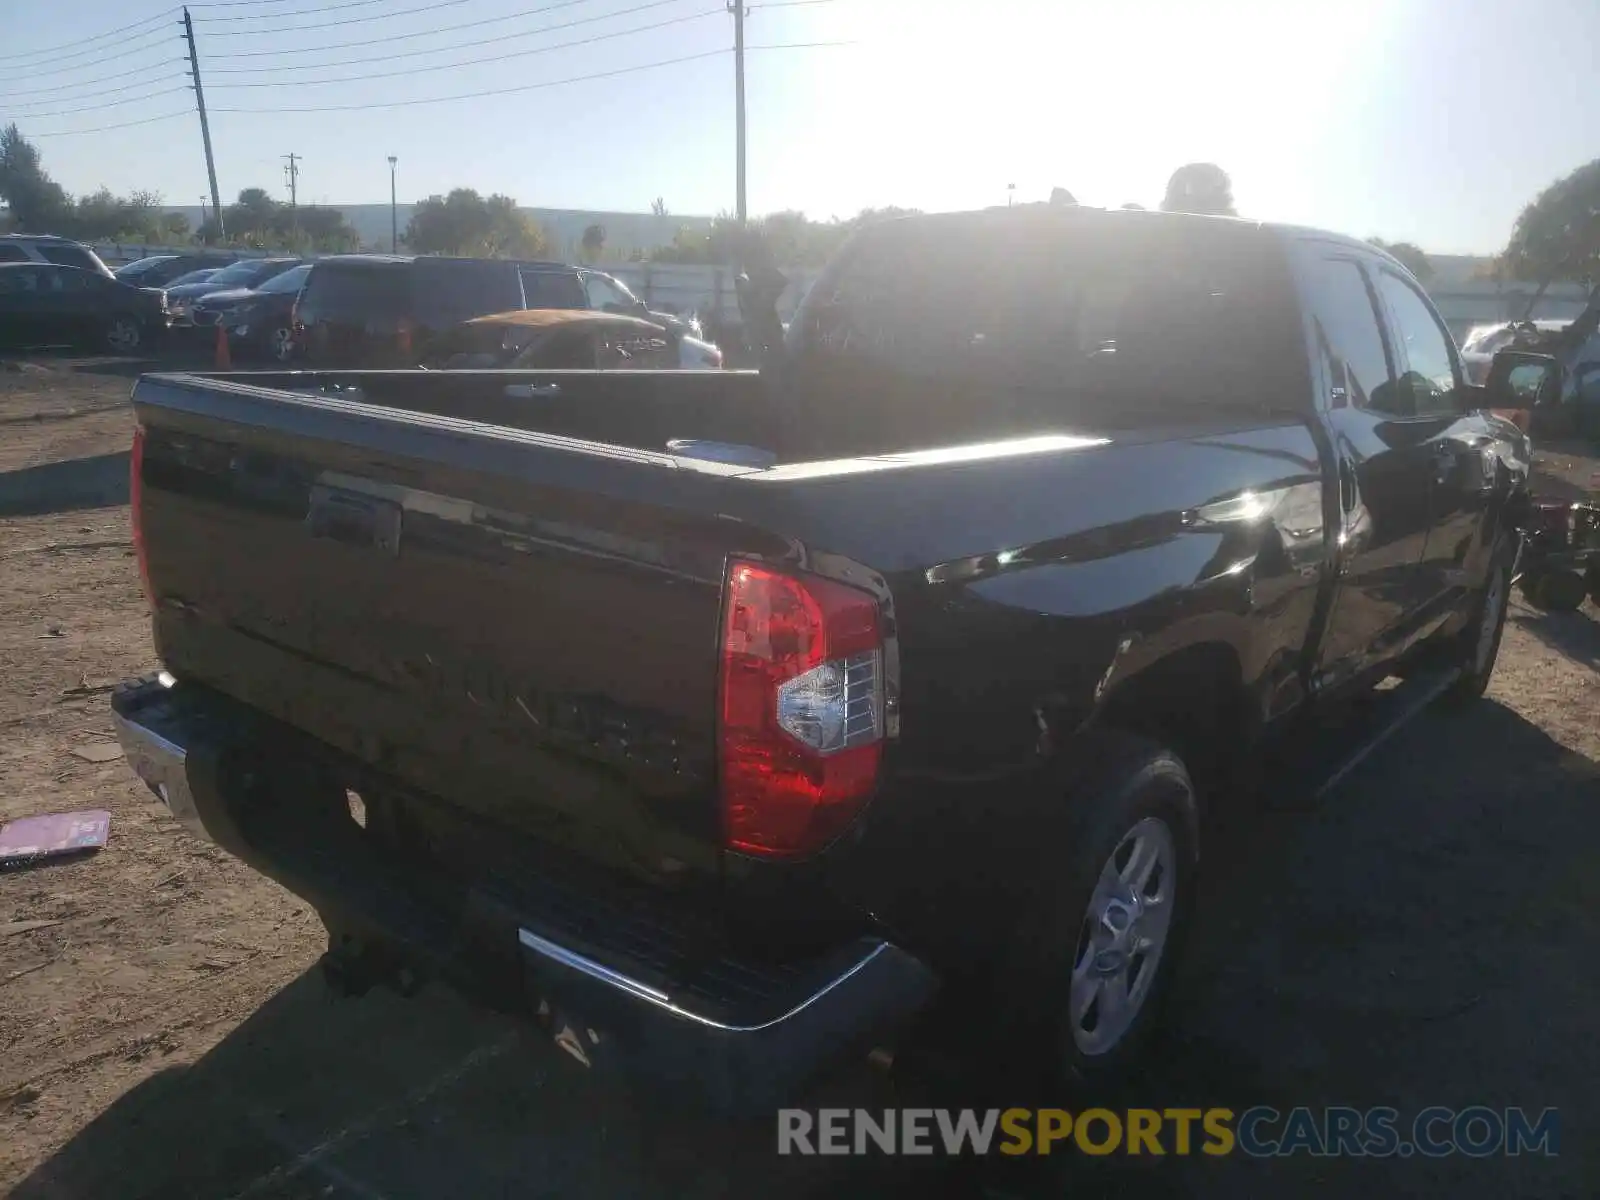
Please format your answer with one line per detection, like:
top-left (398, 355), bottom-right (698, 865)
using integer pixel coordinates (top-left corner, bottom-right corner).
top-left (39, 245), bottom-right (100, 271)
top-left (301, 264), bottom-right (408, 319)
top-left (787, 215), bottom-right (1305, 419)
top-left (412, 261), bottom-right (520, 326)
top-left (0, 245), bottom-right (27, 262)
top-left (520, 268), bottom-right (587, 310)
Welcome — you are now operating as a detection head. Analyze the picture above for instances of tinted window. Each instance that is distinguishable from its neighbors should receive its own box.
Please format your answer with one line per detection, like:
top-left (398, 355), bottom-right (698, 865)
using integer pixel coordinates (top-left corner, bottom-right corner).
top-left (39, 245), bottom-right (98, 271)
top-left (0, 268), bottom-right (42, 294)
top-left (167, 269), bottom-right (218, 288)
top-left (583, 273), bottom-right (636, 312)
top-left (0, 245), bottom-right (28, 263)
top-left (1375, 270), bottom-right (1457, 416)
top-left (788, 215), bottom-right (1303, 420)
top-left (209, 260), bottom-right (283, 287)
top-left (520, 268), bottom-right (586, 310)
top-left (1304, 257), bottom-right (1392, 411)
top-left (302, 264), bottom-right (408, 318)
top-left (412, 261), bottom-right (520, 326)
top-left (256, 263), bottom-right (312, 295)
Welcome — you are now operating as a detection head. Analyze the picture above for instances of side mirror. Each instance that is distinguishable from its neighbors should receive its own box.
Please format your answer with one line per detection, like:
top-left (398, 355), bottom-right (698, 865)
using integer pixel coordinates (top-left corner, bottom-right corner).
top-left (1483, 349), bottom-right (1559, 410)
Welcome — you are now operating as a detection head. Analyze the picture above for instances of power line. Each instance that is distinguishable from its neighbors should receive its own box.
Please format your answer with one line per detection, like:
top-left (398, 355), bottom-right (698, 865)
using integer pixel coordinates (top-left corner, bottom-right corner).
top-left (199, 0), bottom-right (390, 20)
top-left (206, 0), bottom-right (602, 59)
top-left (0, 27), bottom-right (176, 81)
top-left (215, 46), bottom-right (728, 112)
top-left (201, 0), bottom-right (473, 37)
top-left (0, 8), bottom-right (175, 63)
top-left (747, 39), bottom-right (855, 49)
top-left (0, 64), bottom-right (187, 101)
top-left (6, 84), bottom-right (192, 120)
top-left (209, 0), bottom-right (691, 75)
top-left (24, 111), bottom-right (193, 138)
top-left (209, 9), bottom-right (720, 88)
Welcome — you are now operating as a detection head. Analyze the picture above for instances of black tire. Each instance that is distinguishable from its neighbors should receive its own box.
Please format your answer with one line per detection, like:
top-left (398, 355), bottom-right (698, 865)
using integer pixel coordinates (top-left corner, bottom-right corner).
top-left (1440, 550), bottom-right (1513, 707)
top-left (103, 314), bottom-right (143, 355)
top-left (991, 734), bottom-right (1200, 1087)
top-left (266, 324), bottom-right (295, 364)
top-left (1522, 570), bottom-right (1588, 612)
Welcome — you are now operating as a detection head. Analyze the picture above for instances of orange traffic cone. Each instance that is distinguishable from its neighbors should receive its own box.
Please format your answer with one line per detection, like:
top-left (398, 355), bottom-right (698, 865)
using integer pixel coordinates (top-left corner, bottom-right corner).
top-left (213, 322), bottom-right (232, 370)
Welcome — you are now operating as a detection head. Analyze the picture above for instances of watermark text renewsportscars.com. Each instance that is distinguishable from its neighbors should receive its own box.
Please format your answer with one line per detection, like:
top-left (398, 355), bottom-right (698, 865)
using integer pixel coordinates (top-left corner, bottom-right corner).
top-left (777, 1106), bottom-right (1559, 1158)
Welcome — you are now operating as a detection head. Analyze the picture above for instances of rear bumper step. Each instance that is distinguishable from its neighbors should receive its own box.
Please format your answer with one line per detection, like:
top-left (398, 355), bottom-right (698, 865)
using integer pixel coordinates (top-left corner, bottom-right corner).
top-left (111, 673), bottom-right (935, 1112)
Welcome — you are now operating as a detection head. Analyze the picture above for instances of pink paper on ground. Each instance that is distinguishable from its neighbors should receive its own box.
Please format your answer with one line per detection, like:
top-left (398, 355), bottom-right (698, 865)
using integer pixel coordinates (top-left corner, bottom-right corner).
top-left (0, 810), bottom-right (111, 864)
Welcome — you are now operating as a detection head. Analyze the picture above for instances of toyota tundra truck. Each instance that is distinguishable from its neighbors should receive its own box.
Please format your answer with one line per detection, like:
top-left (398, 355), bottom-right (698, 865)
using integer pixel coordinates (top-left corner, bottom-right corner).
top-left (110, 206), bottom-right (1552, 1111)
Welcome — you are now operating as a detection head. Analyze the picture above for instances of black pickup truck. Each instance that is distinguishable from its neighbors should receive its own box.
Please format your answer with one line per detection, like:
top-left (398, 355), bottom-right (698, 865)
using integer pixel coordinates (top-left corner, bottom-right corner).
top-left (112, 206), bottom-right (1553, 1111)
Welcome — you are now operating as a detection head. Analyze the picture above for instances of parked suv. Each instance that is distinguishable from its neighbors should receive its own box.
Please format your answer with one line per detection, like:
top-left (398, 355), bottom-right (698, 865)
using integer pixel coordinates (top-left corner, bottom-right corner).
top-left (295, 255), bottom-right (715, 367)
top-left (0, 234), bottom-right (113, 278)
top-left (296, 256), bottom-right (557, 366)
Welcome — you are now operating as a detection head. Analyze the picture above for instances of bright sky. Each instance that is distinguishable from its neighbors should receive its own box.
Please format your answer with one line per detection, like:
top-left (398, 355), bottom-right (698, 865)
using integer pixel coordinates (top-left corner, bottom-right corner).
top-left (4, 0), bottom-right (1597, 253)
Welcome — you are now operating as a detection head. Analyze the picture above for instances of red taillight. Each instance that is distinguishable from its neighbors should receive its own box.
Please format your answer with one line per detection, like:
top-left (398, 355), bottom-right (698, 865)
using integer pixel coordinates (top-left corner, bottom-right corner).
top-left (129, 425), bottom-right (154, 607)
top-left (718, 560), bottom-right (884, 858)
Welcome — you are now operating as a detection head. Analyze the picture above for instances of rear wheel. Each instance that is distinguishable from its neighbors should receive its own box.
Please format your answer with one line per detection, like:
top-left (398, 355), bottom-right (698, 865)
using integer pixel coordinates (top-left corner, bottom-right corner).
top-left (1520, 569), bottom-right (1588, 612)
top-left (995, 736), bottom-right (1199, 1085)
top-left (267, 324), bottom-right (295, 363)
top-left (104, 315), bottom-right (142, 354)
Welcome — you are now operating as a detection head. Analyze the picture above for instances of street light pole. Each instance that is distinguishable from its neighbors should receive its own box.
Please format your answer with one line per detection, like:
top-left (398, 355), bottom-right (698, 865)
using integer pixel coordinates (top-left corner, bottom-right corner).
top-left (387, 156), bottom-right (398, 252)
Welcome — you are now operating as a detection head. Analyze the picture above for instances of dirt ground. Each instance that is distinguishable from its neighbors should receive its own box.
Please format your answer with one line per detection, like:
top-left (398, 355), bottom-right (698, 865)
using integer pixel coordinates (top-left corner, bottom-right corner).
top-left (1, 357), bottom-right (1597, 1198)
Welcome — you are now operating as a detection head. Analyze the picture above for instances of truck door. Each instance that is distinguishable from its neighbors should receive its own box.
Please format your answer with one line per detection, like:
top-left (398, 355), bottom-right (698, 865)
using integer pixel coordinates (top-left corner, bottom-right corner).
top-left (1369, 266), bottom-right (1497, 614)
top-left (1298, 249), bottom-right (1438, 688)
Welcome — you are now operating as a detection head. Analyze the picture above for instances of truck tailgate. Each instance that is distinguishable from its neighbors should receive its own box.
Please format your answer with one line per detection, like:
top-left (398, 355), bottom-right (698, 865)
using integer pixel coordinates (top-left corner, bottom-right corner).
top-left (133, 374), bottom-right (781, 896)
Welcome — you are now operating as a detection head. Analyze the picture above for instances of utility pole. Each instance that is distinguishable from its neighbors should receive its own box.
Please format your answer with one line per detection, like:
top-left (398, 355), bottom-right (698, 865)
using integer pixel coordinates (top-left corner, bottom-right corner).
top-left (387, 156), bottom-right (398, 252)
top-left (182, 7), bottom-right (224, 243)
top-left (282, 153), bottom-right (300, 242)
top-left (728, 1), bottom-right (747, 224)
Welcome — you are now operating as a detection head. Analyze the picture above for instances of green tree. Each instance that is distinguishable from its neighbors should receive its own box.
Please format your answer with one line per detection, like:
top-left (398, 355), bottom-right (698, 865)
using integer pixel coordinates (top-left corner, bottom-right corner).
top-left (650, 196), bottom-right (668, 218)
top-left (294, 205), bottom-right (360, 252)
top-left (405, 188), bottom-right (548, 257)
top-left (1499, 158), bottom-right (1600, 316)
top-left (1159, 163), bottom-right (1237, 217)
top-left (1368, 238), bottom-right (1434, 284)
top-left (0, 124), bottom-right (70, 232)
top-left (580, 222), bottom-right (606, 262)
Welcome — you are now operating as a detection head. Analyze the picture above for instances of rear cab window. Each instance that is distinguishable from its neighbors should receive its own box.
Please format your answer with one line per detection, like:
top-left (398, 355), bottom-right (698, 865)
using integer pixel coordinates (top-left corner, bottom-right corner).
top-left (784, 211), bottom-right (1307, 438)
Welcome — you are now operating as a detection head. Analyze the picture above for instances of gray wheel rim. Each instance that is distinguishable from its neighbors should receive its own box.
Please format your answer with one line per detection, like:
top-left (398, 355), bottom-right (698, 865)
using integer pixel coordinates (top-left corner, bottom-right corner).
top-left (1069, 815), bottom-right (1177, 1057)
top-left (270, 326), bottom-right (294, 361)
top-left (107, 319), bottom-right (140, 352)
top-left (1475, 568), bottom-right (1506, 675)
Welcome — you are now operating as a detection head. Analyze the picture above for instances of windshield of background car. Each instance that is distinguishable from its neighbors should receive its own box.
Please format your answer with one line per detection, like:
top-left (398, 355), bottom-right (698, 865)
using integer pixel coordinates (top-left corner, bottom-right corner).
top-left (208, 262), bottom-right (271, 287)
top-left (785, 213), bottom-right (1305, 417)
top-left (255, 264), bottom-right (312, 295)
top-left (167, 270), bottom-right (217, 288)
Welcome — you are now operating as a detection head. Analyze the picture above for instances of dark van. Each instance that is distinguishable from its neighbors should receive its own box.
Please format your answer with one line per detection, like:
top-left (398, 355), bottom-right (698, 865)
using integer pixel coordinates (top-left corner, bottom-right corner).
top-left (293, 256), bottom-right (577, 367)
